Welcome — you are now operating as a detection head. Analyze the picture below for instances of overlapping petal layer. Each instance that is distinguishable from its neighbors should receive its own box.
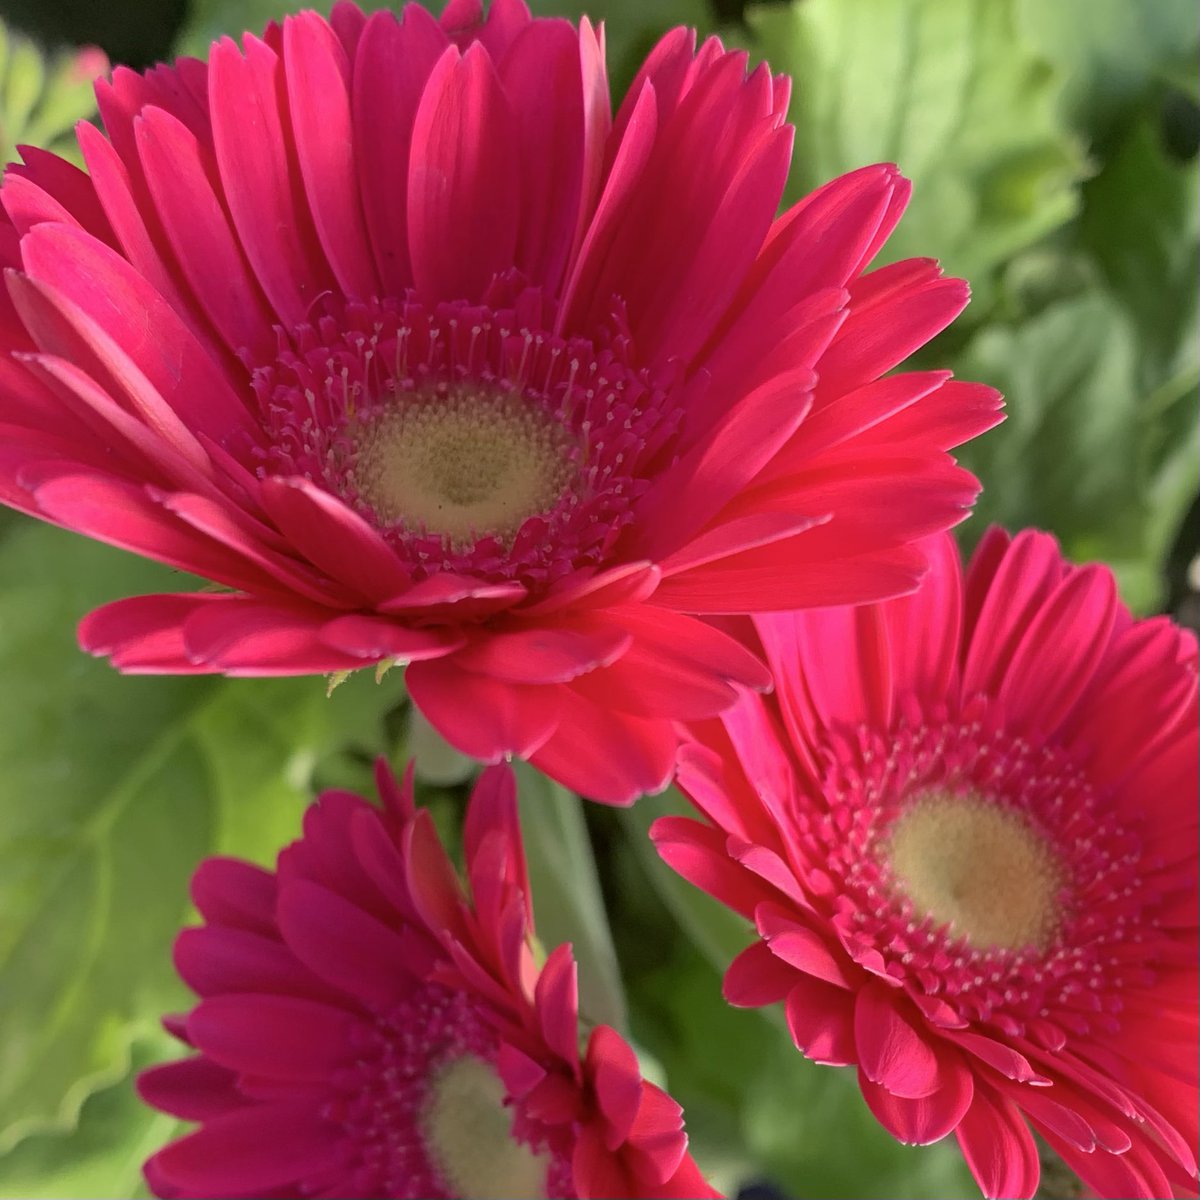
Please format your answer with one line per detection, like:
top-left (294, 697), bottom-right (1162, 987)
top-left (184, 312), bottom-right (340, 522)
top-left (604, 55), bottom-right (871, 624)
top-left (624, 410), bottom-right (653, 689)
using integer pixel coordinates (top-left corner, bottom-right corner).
top-left (0, 0), bottom-right (1001, 800)
top-left (658, 529), bottom-right (1199, 1199)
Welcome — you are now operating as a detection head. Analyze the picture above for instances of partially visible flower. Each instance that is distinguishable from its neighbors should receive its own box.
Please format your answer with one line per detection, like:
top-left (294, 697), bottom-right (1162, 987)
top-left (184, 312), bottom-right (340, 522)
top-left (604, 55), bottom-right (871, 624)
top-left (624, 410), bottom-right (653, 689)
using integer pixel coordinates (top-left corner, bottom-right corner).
top-left (0, 0), bottom-right (1000, 802)
top-left (655, 529), bottom-right (1199, 1199)
top-left (139, 759), bottom-right (715, 1199)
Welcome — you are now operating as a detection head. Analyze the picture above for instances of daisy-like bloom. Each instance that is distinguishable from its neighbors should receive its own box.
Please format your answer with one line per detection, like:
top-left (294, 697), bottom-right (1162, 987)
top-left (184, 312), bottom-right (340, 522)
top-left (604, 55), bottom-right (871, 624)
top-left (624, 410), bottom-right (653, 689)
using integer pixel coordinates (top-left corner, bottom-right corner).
top-left (654, 529), bottom-right (1199, 1199)
top-left (0, 0), bottom-right (1001, 802)
top-left (138, 759), bottom-right (715, 1199)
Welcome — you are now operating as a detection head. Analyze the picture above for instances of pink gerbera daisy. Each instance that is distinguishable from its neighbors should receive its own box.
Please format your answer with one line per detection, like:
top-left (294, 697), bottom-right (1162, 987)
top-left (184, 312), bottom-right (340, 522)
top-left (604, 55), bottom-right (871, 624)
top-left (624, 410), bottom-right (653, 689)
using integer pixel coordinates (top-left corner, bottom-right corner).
top-left (138, 758), bottom-right (715, 1199)
top-left (654, 529), bottom-right (1198, 1199)
top-left (0, 0), bottom-right (1001, 801)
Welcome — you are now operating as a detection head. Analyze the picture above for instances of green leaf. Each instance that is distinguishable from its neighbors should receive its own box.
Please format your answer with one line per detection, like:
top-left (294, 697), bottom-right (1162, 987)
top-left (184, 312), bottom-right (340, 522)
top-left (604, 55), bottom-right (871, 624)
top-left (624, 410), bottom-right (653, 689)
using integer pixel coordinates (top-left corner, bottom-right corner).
top-left (0, 1031), bottom-right (180, 1200)
top-left (1015, 0), bottom-right (1200, 133)
top-left (745, 0), bottom-right (1086, 306)
top-left (0, 19), bottom-right (106, 166)
top-left (955, 287), bottom-right (1197, 612)
top-left (513, 761), bottom-right (627, 1033)
top-left (0, 523), bottom-right (406, 1154)
top-left (1079, 116), bottom-right (1200, 386)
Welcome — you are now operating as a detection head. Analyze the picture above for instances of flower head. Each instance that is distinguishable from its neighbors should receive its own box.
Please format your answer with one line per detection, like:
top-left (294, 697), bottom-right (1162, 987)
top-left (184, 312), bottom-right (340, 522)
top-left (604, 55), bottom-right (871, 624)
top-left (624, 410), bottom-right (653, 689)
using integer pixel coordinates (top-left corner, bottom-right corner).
top-left (139, 758), bottom-right (715, 1199)
top-left (655, 529), bottom-right (1198, 1199)
top-left (0, 0), bottom-right (1001, 801)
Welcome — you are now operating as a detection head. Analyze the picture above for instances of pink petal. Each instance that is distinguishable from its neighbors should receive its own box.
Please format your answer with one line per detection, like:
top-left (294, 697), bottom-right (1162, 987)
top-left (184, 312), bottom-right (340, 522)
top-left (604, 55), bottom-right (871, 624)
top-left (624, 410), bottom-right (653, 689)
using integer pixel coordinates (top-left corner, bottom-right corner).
top-left (137, 1056), bottom-right (243, 1121)
top-left (208, 35), bottom-right (333, 325)
top-left (407, 43), bottom-right (519, 301)
top-left (159, 490), bottom-right (349, 608)
top-left (535, 942), bottom-right (580, 1073)
top-left (858, 1049), bottom-right (974, 1145)
top-left (462, 763), bottom-right (528, 914)
top-left (558, 78), bottom-right (657, 329)
top-left (815, 268), bottom-right (968, 401)
top-left (16, 221), bottom-right (258, 444)
top-left (79, 593), bottom-right (231, 674)
top-left (883, 531), bottom-right (964, 704)
top-left (651, 816), bottom-right (761, 920)
top-left (961, 528), bottom-right (1066, 697)
top-left (954, 1084), bottom-right (1040, 1200)
top-left (180, 596), bottom-right (371, 675)
top-left (522, 561), bottom-right (661, 616)
top-left (450, 619), bottom-right (633, 684)
top-left (187, 993), bottom-right (362, 1079)
top-left (282, 12), bottom-right (379, 299)
top-left (634, 364), bottom-right (819, 558)
top-left (32, 475), bottom-right (286, 596)
top-left (785, 975), bottom-right (857, 1066)
top-left (276, 878), bottom-right (414, 1008)
top-left (190, 857), bottom-right (277, 935)
top-left (318, 614), bottom-right (464, 662)
top-left (258, 476), bottom-right (411, 602)
top-left (173, 925), bottom-right (340, 1002)
top-left (586, 1025), bottom-right (642, 1148)
top-left (997, 563), bottom-right (1118, 737)
top-left (653, 537), bottom-right (927, 613)
top-left (854, 982), bottom-right (942, 1099)
top-left (723, 939), bottom-right (798, 1007)
top-left (760, 915), bottom-right (851, 989)
top-left (405, 656), bottom-right (563, 760)
top-left (530, 690), bottom-right (678, 803)
top-left (134, 105), bottom-right (276, 360)
top-left (6, 145), bottom-right (114, 243)
top-left (500, 18), bottom-right (591, 294)
top-left (352, 7), bottom-right (446, 293)
top-left (151, 1101), bottom-right (346, 1196)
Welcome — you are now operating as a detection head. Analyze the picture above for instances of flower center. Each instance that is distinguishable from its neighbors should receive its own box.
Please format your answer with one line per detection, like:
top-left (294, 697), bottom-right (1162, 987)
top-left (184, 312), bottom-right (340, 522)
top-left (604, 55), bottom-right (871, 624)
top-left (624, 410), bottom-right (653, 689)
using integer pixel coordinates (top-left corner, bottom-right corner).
top-left (353, 386), bottom-right (576, 550)
top-left (884, 791), bottom-right (1063, 951)
top-left (326, 983), bottom-right (572, 1199)
top-left (804, 700), bottom-right (1160, 1037)
top-left (422, 1055), bottom-right (552, 1200)
top-left (249, 293), bottom-right (682, 588)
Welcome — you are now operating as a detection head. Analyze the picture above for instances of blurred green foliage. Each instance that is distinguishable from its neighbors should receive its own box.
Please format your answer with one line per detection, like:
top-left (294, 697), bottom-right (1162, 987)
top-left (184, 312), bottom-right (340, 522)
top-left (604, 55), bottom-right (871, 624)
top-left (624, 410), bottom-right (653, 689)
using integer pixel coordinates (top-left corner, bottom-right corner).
top-left (0, 0), bottom-right (1195, 1197)
top-left (0, 19), bottom-right (106, 164)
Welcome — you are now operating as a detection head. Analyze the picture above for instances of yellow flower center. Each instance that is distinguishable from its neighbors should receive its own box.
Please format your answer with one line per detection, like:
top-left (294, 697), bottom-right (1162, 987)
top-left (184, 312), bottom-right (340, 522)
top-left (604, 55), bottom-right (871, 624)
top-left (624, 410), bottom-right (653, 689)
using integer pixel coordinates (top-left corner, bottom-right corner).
top-left (354, 387), bottom-right (576, 549)
top-left (884, 793), bottom-right (1064, 951)
top-left (421, 1055), bottom-right (552, 1200)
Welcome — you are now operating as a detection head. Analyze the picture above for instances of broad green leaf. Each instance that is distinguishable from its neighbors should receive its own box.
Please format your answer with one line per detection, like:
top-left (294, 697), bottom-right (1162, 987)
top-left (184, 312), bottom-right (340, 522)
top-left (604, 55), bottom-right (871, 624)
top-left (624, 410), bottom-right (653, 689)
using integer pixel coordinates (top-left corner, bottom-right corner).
top-left (514, 760), bottom-right (627, 1033)
top-left (0, 523), bottom-right (406, 1153)
top-left (1016, 0), bottom-right (1199, 132)
top-left (745, 0), bottom-right (1086, 305)
top-left (0, 20), bottom-right (106, 166)
top-left (0, 1031), bottom-right (181, 1200)
top-left (955, 287), bottom-right (1197, 612)
top-left (1079, 116), bottom-right (1200, 386)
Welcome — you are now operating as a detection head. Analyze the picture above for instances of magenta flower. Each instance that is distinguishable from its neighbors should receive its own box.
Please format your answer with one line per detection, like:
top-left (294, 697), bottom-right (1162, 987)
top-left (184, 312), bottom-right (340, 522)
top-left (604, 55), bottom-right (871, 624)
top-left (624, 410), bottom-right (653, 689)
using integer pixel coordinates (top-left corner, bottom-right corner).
top-left (655, 529), bottom-right (1198, 1199)
top-left (0, 0), bottom-right (1000, 801)
top-left (139, 759), bottom-right (716, 1199)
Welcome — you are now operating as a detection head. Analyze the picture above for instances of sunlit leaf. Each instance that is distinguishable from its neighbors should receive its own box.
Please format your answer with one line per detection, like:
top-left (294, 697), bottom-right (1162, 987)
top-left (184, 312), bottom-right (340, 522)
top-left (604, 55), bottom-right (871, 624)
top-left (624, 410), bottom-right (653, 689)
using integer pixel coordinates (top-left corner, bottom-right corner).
top-left (0, 523), bottom-right (405, 1153)
top-left (745, 0), bottom-right (1086, 307)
